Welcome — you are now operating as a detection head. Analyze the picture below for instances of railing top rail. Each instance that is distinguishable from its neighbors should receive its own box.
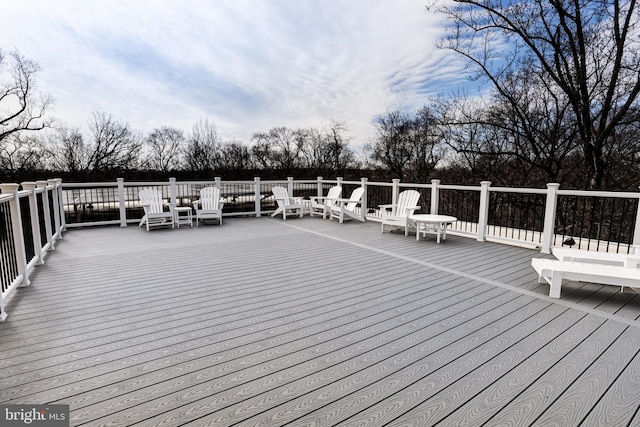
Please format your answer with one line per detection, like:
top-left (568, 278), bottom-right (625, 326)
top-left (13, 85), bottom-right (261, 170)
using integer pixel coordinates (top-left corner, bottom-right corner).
top-left (490, 187), bottom-right (548, 195)
top-left (558, 189), bottom-right (640, 198)
top-left (438, 184), bottom-right (482, 191)
top-left (398, 182), bottom-right (432, 189)
top-left (0, 193), bottom-right (12, 203)
top-left (62, 182), bottom-right (119, 188)
top-left (367, 181), bottom-right (394, 187)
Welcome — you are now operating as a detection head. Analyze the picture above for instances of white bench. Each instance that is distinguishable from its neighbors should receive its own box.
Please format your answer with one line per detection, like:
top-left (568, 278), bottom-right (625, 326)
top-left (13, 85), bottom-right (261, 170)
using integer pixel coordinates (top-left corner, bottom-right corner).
top-left (552, 247), bottom-right (640, 268)
top-left (531, 258), bottom-right (640, 298)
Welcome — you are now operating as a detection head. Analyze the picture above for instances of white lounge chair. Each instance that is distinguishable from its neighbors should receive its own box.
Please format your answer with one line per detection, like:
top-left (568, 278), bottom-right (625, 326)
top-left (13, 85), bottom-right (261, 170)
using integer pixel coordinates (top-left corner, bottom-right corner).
top-left (309, 186), bottom-right (342, 219)
top-left (552, 247), bottom-right (640, 268)
top-left (329, 187), bottom-right (366, 223)
top-left (531, 257), bottom-right (640, 298)
top-left (138, 189), bottom-right (175, 231)
top-left (379, 190), bottom-right (420, 236)
top-left (193, 187), bottom-right (224, 226)
top-left (271, 186), bottom-right (304, 220)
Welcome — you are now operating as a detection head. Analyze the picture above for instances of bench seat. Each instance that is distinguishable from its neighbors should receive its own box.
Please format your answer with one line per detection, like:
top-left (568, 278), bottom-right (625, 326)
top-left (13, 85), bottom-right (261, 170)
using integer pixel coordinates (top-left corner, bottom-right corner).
top-left (552, 247), bottom-right (640, 268)
top-left (531, 258), bottom-right (640, 298)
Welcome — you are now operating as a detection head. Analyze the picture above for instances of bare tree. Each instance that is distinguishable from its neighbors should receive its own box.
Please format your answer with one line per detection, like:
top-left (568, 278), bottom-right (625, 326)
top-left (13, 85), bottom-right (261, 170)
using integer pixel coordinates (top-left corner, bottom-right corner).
top-left (366, 108), bottom-right (443, 181)
top-left (0, 49), bottom-right (55, 145)
top-left (325, 121), bottom-right (358, 173)
top-left (219, 141), bottom-right (252, 171)
top-left (183, 118), bottom-right (220, 172)
top-left (144, 126), bottom-right (184, 173)
top-left (432, 0), bottom-right (640, 188)
top-left (0, 134), bottom-right (47, 180)
top-left (86, 112), bottom-right (142, 171)
top-left (438, 75), bottom-right (583, 186)
top-left (365, 111), bottom-right (413, 179)
top-left (45, 126), bottom-right (90, 173)
top-left (251, 127), bottom-right (305, 173)
top-left (299, 123), bottom-right (357, 174)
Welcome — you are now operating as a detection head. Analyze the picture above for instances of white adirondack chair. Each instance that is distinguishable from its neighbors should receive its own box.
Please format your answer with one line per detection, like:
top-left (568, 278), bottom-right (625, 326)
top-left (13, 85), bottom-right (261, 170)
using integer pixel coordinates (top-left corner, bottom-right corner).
top-left (309, 186), bottom-right (342, 219)
top-left (193, 187), bottom-right (224, 226)
top-left (271, 186), bottom-right (304, 220)
top-left (329, 187), bottom-right (366, 223)
top-left (379, 190), bottom-right (421, 235)
top-left (138, 189), bottom-right (175, 231)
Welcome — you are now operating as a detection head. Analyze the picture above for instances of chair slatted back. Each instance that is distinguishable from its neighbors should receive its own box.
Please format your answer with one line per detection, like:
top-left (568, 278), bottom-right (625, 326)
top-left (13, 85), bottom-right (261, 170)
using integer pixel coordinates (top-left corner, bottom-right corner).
top-left (200, 187), bottom-right (222, 210)
top-left (324, 186), bottom-right (342, 206)
top-left (396, 190), bottom-right (420, 216)
top-left (272, 186), bottom-right (291, 207)
top-left (346, 187), bottom-right (365, 211)
top-left (139, 189), bottom-right (165, 214)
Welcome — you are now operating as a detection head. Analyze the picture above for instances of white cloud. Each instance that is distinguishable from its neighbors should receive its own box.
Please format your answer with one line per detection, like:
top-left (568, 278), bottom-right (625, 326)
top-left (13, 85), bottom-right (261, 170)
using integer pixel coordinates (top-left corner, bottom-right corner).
top-left (0, 0), bottom-right (466, 148)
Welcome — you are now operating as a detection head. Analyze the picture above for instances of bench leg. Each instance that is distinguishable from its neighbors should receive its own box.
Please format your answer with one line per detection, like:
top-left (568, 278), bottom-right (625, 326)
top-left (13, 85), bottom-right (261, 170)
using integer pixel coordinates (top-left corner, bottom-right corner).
top-left (549, 270), bottom-right (562, 298)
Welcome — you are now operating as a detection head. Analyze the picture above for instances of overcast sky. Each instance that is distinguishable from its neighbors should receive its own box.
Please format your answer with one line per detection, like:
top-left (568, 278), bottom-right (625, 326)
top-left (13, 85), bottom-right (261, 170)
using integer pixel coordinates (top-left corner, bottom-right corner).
top-left (0, 0), bottom-right (471, 148)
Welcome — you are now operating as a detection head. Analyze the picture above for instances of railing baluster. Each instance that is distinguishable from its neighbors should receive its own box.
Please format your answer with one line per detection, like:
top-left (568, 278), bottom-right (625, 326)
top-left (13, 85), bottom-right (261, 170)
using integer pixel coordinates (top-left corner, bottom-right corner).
top-left (0, 184), bottom-right (30, 291)
top-left (21, 182), bottom-right (44, 265)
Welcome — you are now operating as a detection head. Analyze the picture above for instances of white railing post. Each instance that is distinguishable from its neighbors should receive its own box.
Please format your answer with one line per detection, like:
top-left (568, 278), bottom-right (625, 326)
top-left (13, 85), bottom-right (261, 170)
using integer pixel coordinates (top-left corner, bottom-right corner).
top-left (36, 180), bottom-right (54, 250)
top-left (254, 177), bottom-right (261, 217)
top-left (317, 177), bottom-right (324, 198)
top-left (477, 181), bottom-right (492, 242)
top-left (541, 183), bottom-right (560, 254)
top-left (392, 179), bottom-right (400, 206)
top-left (287, 177), bottom-right (294, 195)
top-left (21, 182), bottom-right (44, 265)
top-left (47, 179), bottom-right (62, 239)
top-left (214, 177), bottom-right (222, 190)
top-left (336, 177), bottom-right (343, 188)
top-left (361, 177), bottom-right (368, 221)
top-left (634, 187), bottom-right (640, 247)
top-left (117, 178), bottom-right (127, 227)
top-left (0, 183), bottom-right (30, 287)
top-left (54, 178), bottom-right (66, 231)
top-left (169, 177), bottom-right (177, 206)
top-left (430, 179), bottom-right (441, 214)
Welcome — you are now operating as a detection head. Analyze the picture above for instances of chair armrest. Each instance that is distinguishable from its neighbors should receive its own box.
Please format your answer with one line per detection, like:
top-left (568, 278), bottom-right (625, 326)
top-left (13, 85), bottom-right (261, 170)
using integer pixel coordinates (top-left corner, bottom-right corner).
top-left (335, 198), bottom-right (362, 206)
top-left (192, 199), bottom-right (201, 208)
top-left (310, 196), bottom-right (331, 203)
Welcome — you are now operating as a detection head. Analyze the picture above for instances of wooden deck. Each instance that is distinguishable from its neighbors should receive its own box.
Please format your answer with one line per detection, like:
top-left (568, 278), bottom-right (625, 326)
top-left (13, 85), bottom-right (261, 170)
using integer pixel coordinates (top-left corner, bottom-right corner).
top-left (1, 217), bottom-right (640, 426)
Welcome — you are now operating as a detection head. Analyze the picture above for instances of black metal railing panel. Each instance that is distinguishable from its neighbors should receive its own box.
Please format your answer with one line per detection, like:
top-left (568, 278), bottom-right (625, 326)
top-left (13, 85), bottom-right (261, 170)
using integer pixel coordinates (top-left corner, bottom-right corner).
top-left (63, 185), bottom-right (120, 224)
top-left (0, 202), bottom-right (19, 294)
top-left (487, 192), bottom-right (546, 243)
top-left (366, 185), bottom-right (393, 218)
top-left (439, 188), bottom-right (480, 235)
top-left (220, 182), bottom-right (257, 213)
top-left (556, 194), bottom-right (638, 253)
top-left (36, 192), bottom-right (47, 246)
top-left (19, 196), bottom-right (36, 263)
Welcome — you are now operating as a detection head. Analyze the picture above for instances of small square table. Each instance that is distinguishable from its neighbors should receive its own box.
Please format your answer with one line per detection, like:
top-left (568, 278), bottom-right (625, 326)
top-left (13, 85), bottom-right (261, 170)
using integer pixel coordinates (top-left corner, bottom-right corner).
top-left (174, 206), bottom-right (193, 228)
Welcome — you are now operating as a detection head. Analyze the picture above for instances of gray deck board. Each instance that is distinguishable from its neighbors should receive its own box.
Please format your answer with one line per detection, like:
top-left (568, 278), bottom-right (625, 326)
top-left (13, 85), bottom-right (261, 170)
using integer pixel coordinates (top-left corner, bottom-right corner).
top-left (1, 217), bottom-right (640, 426)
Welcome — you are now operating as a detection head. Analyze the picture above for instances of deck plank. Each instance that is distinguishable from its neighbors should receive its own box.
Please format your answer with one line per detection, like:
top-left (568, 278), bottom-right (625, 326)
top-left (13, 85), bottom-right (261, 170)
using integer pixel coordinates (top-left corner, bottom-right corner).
top-left (0, 216), bottom-right (639, 426)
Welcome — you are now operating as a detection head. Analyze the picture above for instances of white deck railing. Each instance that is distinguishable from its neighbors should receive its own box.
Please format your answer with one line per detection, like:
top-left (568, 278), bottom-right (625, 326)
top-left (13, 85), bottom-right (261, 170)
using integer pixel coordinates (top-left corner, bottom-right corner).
top-left (1, 176), bottom-right (639, 320)
top-left (0, 179), bottom-right (66, 321)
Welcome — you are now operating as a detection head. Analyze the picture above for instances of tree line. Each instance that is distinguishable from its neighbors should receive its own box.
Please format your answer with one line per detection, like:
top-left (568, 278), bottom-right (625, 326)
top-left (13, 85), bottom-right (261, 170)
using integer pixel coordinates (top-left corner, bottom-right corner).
top-left (2, 0), bottom-right (640, 190)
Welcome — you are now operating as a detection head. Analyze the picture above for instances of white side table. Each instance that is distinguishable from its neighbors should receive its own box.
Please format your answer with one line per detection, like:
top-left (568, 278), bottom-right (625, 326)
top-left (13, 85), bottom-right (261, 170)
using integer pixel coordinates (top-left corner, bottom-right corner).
top-left (174, 206), bottom-right (193, 228)
top-left (409, 214), bottom-right (457, 243)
